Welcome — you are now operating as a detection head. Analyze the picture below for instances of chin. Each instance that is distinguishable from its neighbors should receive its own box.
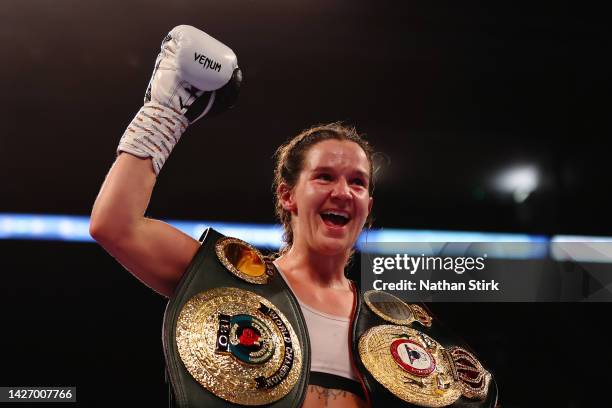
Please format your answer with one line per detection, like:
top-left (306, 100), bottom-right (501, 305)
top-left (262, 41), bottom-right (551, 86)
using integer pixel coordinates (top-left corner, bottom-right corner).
top-left (314, 236), bottom-right (355, 256)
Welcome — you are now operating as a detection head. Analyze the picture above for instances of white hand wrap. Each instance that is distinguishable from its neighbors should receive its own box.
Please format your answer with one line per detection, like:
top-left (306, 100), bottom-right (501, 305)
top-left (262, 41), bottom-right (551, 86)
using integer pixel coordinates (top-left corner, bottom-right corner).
top-left (118, 25), bottom-right (239, 175)
top-left (119, 102), bottom-right (189, 175)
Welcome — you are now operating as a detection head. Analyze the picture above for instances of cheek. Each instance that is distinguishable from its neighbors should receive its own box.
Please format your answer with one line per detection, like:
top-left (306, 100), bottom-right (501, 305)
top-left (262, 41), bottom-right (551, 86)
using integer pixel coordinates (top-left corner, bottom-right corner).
top-left (355, 195), bottom-right (372, 219)
top-left (294, 188), bottom-right (320, 217)
top-left (303, 184), bottom-right (330, 204)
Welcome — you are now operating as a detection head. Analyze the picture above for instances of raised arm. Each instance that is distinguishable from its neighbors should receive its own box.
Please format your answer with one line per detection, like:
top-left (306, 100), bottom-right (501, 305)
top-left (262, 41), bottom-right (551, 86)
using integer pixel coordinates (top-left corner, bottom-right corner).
top-left (90, 154), bottom-right (199, 297)
top-left (90, 25), bottom-right (242, 298)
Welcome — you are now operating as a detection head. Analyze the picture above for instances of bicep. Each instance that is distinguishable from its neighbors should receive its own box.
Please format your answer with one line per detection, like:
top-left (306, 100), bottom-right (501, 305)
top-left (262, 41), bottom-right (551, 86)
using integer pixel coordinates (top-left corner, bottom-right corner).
top-left (104, 218), bottom-right (200, 298)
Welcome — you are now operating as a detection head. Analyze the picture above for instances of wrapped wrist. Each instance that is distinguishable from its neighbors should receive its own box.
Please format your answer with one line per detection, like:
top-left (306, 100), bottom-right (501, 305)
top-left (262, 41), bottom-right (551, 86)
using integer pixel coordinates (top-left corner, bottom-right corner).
top-left (117, 102), bottom-right (189, 175)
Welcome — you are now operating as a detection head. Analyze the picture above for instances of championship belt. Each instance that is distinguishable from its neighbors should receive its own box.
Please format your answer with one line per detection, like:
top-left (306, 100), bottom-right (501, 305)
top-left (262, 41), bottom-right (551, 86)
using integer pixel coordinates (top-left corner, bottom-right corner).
top-left (353, 290), bottom-right (499, 407)
top-left (162, 228), bottom-right (310, 407)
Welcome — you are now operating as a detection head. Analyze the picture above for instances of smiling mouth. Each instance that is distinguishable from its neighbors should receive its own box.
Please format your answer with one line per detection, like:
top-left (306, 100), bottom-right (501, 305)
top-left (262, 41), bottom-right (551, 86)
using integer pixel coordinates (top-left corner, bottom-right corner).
top-left (320, 211), bottom-right (351, 227)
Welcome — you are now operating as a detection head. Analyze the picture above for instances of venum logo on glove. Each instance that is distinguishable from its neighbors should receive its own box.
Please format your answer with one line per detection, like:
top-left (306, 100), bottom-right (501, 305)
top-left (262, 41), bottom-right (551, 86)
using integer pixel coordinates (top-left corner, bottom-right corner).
top-left (194, 53), bottom-right (222, 72)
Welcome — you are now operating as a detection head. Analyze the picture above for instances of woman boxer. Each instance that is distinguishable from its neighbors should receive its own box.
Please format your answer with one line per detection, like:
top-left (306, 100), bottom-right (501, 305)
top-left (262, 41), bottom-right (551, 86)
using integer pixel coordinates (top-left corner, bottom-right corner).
top-left (91, 25), bottom-right (498, 408)
top-left (90, 26), bottom-right (372, 407)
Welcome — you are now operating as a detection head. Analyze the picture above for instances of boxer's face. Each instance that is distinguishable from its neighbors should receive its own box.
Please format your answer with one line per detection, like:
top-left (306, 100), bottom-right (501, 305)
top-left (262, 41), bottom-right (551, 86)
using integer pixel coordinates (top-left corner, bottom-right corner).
top-left (282, 139), bottom-right (373, 256)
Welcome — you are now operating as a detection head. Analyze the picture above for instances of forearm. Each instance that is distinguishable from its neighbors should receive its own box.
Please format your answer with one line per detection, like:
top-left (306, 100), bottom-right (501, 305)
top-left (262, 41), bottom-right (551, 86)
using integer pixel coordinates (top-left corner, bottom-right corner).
top-left (90, 153), bottom-right (156, 241)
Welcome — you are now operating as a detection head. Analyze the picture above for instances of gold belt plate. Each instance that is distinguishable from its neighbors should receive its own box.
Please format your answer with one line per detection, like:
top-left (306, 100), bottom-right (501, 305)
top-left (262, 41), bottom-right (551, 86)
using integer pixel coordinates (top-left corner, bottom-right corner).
top-left (358, 325), bottom-right (462, 407)
top-left (176, 287), bottom-right (302, 405)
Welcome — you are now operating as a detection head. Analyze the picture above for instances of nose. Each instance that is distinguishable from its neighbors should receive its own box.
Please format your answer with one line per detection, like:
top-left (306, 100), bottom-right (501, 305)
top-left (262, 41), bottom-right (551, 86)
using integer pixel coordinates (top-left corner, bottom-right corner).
top-left (330, 178), bottom-right (352, 201)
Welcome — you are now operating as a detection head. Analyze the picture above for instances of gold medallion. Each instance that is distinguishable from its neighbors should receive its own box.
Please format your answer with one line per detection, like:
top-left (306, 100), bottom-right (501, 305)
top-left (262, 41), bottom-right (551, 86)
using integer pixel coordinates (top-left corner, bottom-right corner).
top-left (364, 290), bottom-right (415, 325)
top-left (358, 325), bottom-right (462, 407)
top-left (215, 237), bottom-right (273, 284)
top-left (364, 290), bottom-right (432, 327)
top-left (176, 287), bottom-right (302, 405)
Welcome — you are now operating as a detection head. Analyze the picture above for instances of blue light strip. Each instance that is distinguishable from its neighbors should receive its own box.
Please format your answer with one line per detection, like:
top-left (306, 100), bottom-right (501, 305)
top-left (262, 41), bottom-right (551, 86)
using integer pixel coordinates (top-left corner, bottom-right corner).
top-left (356, 229), bottom-right (547, 243)
top-left (550, 235), bottom-right (612, 263)
top-left (0, 213), bottom-right (283, 248)
top-left (1, 213), bottom-right (610, 262)
top-left (356, 230), bottom-right (548, 259)
top-left (0, 213), bottom-right (94, 242)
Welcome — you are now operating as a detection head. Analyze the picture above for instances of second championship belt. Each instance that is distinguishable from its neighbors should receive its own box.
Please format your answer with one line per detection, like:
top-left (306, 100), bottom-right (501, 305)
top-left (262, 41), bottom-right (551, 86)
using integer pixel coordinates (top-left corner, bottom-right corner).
top-left (353, 290), bottom-right (499, 407)
top-left (162, 228), bottom-right (310, 407)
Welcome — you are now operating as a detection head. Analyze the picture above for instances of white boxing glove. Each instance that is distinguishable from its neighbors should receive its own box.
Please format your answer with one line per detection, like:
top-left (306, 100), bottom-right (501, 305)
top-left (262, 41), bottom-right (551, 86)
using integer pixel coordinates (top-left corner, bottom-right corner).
top-left (118, 25), bottom-right (242, 175)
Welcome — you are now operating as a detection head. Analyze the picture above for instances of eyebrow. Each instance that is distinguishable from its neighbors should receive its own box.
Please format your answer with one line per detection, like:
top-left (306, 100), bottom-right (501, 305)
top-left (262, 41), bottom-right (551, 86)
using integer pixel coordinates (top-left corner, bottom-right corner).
top-left (311, 166), bottom-right (370, 179)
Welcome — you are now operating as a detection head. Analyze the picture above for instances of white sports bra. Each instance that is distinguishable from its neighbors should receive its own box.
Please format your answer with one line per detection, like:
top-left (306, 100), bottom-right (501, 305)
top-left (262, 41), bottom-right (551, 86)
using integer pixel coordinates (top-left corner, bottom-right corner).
top-left (274, 264), bottom-right (359, 381)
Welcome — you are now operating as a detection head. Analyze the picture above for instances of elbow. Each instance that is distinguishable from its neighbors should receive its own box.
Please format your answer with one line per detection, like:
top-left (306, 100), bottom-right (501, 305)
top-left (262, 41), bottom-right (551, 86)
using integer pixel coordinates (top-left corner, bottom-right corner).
top-left (89, 215), bottom-right (127, 249)
top-left (89, 216), bottom-right (111, 246)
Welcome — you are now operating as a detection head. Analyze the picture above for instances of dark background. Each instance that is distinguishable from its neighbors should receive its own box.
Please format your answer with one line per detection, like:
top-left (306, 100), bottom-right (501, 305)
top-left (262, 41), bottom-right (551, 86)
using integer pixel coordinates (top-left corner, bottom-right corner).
top-left (1, 1), bottom-right (610, 407)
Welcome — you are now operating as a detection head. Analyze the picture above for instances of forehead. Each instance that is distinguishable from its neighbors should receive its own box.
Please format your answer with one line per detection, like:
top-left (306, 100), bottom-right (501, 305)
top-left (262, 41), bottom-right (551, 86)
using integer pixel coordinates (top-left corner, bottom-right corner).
top-left (303, 139), bottom-right (370, 174)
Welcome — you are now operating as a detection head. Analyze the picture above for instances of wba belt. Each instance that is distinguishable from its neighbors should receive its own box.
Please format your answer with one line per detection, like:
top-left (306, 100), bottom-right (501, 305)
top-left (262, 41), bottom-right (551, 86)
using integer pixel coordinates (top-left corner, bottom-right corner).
top-left (353, 290), bottom-right (499, 407)
top-left (162, 228), bottom-right (310, 407)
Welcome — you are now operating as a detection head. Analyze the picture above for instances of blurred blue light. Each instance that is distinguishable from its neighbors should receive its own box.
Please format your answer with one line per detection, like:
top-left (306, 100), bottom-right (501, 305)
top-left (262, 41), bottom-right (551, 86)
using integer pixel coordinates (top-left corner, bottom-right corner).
top-left (0, 213), bottom-right (94, 242)
top-left (0, 213), bottom-right (283, 248)
top-left (357, 230), bottom-right (549, 259)
top-left (1, 213), bottom-right (609, 263)
top-left (551, 236), bottom-right (612, 263)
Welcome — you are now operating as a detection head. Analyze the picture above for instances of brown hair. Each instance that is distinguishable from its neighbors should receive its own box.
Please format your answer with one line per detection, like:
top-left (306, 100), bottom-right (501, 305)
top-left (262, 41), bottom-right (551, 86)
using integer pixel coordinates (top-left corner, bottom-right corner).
top-left (272, 122), bottom-right (376, 254)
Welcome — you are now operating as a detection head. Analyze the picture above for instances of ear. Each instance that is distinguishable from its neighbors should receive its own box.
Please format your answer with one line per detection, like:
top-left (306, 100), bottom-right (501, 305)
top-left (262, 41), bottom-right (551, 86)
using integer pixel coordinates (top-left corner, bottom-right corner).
top-left (277, 182), bottom-right (296, 213)
top-left (368, 196), bottom-right (373, 215)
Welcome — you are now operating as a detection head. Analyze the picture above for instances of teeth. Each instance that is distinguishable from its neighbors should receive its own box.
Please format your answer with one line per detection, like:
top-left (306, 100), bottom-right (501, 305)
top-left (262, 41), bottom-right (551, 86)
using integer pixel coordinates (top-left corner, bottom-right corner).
top-left (322, 211), bottom-right (349, 219)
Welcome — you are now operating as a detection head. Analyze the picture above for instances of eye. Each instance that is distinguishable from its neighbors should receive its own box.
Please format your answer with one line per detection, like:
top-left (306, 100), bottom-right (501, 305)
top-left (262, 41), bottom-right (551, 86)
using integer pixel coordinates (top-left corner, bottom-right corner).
top-left (316, 173), bottom-right (333, 181)
top-left (351, 178), bottom-right (366, 187)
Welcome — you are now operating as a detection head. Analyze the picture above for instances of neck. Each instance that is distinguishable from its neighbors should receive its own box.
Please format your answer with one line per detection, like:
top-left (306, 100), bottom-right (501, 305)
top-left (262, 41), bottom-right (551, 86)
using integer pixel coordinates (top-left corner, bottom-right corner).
top-left (276, 244), bottom-right (352, 290)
